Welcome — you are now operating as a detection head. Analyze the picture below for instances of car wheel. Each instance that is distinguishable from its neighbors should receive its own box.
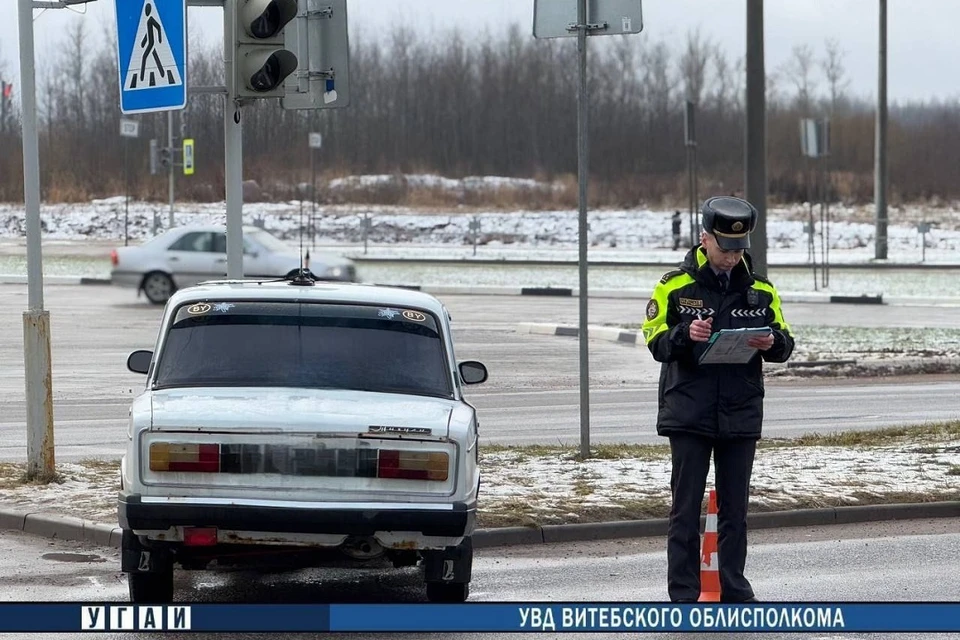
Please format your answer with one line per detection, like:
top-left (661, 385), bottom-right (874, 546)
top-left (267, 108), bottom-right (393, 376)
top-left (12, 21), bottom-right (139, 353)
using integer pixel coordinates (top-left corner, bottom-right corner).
top-left (128, 569), bottom-right (174, 603)
top-left (141, 272), bottom-right (175, 305)
top-left (426, 581), bottom-right (470, 603)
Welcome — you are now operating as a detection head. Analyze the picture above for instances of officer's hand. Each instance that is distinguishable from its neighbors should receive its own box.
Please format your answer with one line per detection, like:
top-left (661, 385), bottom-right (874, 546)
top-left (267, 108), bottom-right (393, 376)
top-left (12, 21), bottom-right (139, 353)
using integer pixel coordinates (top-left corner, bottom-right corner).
top-left (747, 333), bottom-right (775, 351)
top-left (688, 317), bottom-right (713, 342)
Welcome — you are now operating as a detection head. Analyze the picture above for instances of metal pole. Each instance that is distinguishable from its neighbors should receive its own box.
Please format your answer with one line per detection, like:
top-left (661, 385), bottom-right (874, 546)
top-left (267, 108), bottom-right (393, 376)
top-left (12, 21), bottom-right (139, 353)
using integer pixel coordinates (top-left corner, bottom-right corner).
top-left (874, 0), bottom-right (888, 260)
top-left (819, 154), bottom-right (827, 288)
top-left (224, 0), bottom-right (243, 279)
top-left (686, 146), bottom-right (694, 248)
top-left (823, 173), bottom-right (830, 287)
top-left (576, 0), bottom-right (590, 459)
top-left (18, 0), bottom-right (55, 480)
top-left (745, 0), bottom-right (768, 274)
top-left (311, 145), bottom-right (316, 250)
top-left (168, 110), bottom-right (176, 229)
top-left (824, 140), bottom-right (831, 287)
top-left (124, 138), bottom-right (129, 246)
top-left (472, 216), bottom-right (479, 256)
top-left (808, 159), bottom-right (818, 291)
top-left (692, 143), bottom-right (699, 236)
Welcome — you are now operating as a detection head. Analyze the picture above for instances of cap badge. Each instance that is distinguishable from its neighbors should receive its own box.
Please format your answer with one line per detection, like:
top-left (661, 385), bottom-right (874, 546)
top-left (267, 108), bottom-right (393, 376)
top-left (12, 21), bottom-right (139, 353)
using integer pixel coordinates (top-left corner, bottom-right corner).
top-left (732, 221), bottom-right (744, 232)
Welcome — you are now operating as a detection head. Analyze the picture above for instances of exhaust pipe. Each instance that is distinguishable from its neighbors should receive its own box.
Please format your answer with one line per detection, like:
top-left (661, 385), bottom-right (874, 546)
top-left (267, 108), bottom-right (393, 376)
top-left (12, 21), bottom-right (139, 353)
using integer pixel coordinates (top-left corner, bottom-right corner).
top-left (340, 536), bottom-right (383, 560)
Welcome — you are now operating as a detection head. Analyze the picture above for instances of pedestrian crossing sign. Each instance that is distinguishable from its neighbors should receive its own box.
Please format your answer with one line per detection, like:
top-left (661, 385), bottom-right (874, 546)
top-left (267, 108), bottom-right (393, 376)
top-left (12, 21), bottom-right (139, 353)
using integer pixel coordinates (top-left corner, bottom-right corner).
top-left (114, 0), bottom-right (186, 114)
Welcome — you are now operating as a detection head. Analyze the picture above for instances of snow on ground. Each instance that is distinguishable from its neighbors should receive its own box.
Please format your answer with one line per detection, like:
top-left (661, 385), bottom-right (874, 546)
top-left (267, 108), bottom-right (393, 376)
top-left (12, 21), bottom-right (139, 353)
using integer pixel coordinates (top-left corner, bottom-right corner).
top-left (479, 440), bottom-right (960, 525)
top-left (1, 174), bottom-right (959, 265)
top-left (1, 437), bottom-right (957, 527)
top-left (327, 174), bottom-right (557, 194)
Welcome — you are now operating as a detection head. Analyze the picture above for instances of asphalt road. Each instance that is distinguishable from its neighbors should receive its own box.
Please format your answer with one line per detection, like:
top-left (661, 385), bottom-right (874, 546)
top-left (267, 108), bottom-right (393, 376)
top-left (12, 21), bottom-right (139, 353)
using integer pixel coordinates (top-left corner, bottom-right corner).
top-left (0, 518), bottom-right (955, 639)
top-left (0, 283), bottom-right (958, 460)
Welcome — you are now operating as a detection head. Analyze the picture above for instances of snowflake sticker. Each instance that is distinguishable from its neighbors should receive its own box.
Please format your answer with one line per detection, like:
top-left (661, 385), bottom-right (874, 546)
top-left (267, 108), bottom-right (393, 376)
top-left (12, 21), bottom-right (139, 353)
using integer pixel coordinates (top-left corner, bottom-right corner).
top-left (378, 308), bottom-right (400, 319)
top-left (213, 302), bottom-right (235, 313)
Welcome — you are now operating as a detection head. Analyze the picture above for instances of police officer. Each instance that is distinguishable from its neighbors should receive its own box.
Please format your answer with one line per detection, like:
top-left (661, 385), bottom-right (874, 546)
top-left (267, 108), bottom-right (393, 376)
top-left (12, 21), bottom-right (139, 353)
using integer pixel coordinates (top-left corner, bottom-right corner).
top-left (641, 196), bottom-right (795, 603)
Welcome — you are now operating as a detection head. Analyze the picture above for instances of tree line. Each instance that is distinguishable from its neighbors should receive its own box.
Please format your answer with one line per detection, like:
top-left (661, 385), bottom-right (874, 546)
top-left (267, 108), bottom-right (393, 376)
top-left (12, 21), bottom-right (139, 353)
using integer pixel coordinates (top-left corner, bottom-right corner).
top-left (0, 24), bottom-right (958, 208)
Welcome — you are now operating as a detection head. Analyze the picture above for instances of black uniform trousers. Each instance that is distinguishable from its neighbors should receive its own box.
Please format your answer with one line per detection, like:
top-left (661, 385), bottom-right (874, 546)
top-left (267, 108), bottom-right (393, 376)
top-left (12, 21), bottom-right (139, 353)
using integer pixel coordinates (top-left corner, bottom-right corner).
top-left (667, 433), bottom-right (757, 603)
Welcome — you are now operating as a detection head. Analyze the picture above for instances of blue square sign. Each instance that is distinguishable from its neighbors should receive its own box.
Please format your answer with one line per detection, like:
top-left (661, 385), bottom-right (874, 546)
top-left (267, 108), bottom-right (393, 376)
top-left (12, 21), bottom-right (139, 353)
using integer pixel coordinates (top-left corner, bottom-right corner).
top-left (114, 0), bottom-right (187, 114)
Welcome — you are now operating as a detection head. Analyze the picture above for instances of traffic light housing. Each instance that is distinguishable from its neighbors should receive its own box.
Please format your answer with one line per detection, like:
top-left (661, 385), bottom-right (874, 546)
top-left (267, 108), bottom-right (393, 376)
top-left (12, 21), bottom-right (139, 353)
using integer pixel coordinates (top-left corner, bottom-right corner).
top-left (235, 0), bottom-right (299, 98)
top-left (281, 0), bottom-right (350, 110)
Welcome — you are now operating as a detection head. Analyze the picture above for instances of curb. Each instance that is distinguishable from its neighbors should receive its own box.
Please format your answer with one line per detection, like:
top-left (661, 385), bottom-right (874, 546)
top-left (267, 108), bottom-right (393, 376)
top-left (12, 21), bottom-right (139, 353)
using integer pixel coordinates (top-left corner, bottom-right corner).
top-left (474, 501), bottom-right (960, 548)
top-left (517, 322), bottom-right (867, 369)
top-left (349, 256), bottom-right (960, 271)
top-left (519, 322), bottom-right (641, 347)
top-left (380, 287), bottom-right (889, 306)
top-left (9, 277), bottom-right (960, 307)
top-left (0, 276), bottom-right (113, 286)
top-left (0, 510), bottom-right (123, 548)
top-left (1, 502), bottom-right (957, 551)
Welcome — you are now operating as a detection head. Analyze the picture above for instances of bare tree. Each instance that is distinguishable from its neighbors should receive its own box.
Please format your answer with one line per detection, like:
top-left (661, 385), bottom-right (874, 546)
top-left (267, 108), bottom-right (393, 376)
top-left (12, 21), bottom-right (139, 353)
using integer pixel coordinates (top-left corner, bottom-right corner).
top-left (679, 28), bottom-right (711, 105)
top-left (6, 24), bottom-right (960, 208)
top-left (63, 22), bottom-right (88, 130)
top-left (821, 38), bottom-right (849, 113)
top-left (780, 43), bottom-right (819, 113)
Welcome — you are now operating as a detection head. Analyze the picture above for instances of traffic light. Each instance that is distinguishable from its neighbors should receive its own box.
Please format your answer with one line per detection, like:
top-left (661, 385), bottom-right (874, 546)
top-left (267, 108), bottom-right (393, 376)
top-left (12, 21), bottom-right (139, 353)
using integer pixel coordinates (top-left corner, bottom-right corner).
top-left (235, 0), bottom-right (299, 98)
top-left (0, 81), bottom-right (12, 128)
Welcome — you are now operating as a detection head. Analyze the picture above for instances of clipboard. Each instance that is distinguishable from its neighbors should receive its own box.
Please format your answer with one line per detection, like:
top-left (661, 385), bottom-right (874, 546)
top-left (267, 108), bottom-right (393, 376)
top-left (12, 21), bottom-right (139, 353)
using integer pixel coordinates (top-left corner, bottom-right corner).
top-left (698, 327), bottom-right (773, 365)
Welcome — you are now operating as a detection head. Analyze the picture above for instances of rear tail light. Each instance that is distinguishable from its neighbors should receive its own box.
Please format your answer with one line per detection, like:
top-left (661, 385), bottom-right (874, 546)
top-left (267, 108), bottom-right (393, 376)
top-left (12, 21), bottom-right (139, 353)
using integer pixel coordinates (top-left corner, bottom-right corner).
top-left (377, 450), bottom-right (448, 481)
top-left (183, 527), bottom-right (218, 546)
top-left (110, 249), bottom-right (119, 266)
top-left (150, 443), bottom-right (220, 473)
top-left (146, 442), bottom-right (449, 481)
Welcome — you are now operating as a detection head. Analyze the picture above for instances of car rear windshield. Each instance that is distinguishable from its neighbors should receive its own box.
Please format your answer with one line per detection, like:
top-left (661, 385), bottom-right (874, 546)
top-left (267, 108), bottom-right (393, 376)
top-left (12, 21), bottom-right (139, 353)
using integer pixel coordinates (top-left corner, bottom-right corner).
top-left (154, 301), bottom-right (453, 398)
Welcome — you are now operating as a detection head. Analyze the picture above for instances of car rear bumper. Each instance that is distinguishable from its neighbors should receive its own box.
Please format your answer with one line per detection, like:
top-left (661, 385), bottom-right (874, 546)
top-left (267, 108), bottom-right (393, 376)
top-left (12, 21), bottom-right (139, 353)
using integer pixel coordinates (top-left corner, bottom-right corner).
top-left (119, 494), bottom-right (475, 538)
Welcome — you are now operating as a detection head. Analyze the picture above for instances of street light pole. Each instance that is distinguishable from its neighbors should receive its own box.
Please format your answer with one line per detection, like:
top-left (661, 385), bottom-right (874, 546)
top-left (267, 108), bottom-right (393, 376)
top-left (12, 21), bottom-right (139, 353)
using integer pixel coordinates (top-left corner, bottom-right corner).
top-left (745, 0), bottom-right (768, 274)
top-left (168, 110), bottom-right (176, 229)
top-left (18, 0), bottom-right (56, 480)
top-left (875, 0), bottom-right (889, 260)
top-left (576, 0), bottom-right (591, 459)
top-left (224, 0), bottom-right (243, 279)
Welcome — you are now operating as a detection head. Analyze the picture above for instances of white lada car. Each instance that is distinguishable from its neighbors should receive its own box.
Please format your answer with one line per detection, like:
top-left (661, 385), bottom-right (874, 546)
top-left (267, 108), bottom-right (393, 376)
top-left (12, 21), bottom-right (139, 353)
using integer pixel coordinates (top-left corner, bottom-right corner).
top-left (120, 274), bottom-right (487, 603)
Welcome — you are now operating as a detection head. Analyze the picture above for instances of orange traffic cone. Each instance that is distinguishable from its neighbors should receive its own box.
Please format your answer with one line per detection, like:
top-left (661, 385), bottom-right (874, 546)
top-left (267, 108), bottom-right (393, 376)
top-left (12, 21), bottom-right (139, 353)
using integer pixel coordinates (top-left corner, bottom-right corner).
top-left (698, 489), bottom-right (721, 602)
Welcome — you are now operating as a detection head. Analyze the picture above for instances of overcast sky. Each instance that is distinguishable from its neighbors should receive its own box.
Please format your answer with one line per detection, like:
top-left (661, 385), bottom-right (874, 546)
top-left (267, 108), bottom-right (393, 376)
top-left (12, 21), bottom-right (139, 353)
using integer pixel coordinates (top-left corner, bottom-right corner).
top-left (1, 0), bottom-right (959, 103)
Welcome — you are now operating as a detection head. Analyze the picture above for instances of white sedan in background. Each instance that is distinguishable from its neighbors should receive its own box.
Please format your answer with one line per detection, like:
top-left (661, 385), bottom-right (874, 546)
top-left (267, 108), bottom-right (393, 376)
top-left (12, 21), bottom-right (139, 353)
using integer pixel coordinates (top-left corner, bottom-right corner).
top-left (110, 225), bottom-right (358, 304)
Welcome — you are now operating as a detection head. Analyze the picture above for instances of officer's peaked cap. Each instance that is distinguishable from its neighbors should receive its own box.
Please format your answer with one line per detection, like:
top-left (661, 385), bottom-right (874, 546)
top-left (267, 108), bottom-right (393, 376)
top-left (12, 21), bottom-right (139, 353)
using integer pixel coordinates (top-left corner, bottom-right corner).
top-left (701, 196), bottom-right (758, 250)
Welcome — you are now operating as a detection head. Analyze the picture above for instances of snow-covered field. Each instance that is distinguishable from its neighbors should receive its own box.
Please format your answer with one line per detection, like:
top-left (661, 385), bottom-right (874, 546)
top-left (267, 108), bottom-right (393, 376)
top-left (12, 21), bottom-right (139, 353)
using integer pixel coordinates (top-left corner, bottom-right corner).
top-left (1, 175), bottom-right (959, 266)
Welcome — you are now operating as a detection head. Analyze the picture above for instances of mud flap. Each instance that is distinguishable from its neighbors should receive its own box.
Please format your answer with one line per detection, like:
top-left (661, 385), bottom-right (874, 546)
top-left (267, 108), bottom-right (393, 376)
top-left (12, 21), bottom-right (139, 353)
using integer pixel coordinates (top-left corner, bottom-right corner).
top-left (121, 530), bottom-right (172, 574)
top-left (423, 537), bottom-right (473, 584)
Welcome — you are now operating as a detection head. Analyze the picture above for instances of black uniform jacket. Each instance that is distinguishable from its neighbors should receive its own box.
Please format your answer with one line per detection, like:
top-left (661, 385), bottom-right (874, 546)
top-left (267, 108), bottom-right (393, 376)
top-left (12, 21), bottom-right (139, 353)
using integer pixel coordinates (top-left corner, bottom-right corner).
top-left (642, 246), bottom-right (795, 439)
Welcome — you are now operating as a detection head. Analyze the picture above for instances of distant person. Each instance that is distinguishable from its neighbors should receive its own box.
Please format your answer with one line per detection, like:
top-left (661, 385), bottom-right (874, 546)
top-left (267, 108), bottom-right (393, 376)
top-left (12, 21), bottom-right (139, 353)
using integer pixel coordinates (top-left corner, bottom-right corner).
top-left (671, 211), bottom-right (683, 250)
top-left (642, 196), bottom-right (795, 603)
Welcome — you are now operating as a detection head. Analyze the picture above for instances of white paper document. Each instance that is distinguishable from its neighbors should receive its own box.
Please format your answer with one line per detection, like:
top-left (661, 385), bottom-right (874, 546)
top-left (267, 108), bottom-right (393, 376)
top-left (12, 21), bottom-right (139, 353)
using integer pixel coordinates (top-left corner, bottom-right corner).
top-left (698, 327), bottom-right (773, 365)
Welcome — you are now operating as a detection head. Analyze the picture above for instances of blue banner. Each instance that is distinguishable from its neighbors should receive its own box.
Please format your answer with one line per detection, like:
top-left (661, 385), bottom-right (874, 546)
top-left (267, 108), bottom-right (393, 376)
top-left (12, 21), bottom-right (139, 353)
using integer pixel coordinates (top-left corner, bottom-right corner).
top-left (0, 603), bottom-right (955, 632)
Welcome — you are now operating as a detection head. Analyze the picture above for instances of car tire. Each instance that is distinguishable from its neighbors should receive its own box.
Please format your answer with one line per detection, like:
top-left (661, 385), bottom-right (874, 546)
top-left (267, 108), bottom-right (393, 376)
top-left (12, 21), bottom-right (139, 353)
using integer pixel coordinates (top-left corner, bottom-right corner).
top-left (426, 581), bottom-right (470, 603)
top-left (128, 569), bottom-right (174, 604)
top-left (141, 272), bottom-right (175, 305)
